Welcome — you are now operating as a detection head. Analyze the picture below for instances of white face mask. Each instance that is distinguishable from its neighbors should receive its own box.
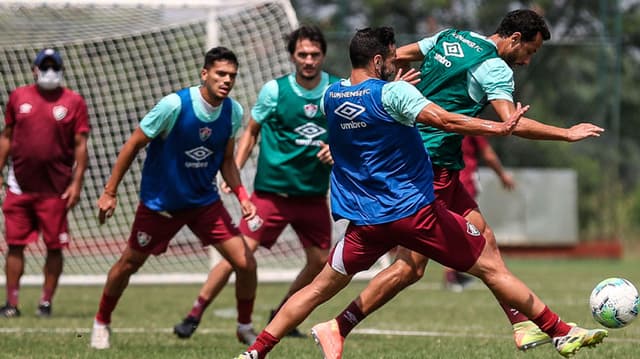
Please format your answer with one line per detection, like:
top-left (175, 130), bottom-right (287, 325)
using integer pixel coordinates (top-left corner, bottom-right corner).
top-left (36, 68), bottom-right (63, 90)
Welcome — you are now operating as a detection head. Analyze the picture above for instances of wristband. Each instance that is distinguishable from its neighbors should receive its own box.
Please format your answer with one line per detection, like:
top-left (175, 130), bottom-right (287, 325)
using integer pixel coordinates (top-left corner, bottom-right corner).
top-left (232, 185), bottom-right (250, 202)
top-left (104, 186), bottom-right (116, 197)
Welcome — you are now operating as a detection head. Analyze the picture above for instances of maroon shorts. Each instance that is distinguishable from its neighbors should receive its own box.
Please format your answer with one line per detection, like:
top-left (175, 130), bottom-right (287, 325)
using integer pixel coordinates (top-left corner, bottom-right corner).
top-left (2, 190), bottom-right (69, 249)
top-left (128, 201), bottom-right (241, 255)
top-left (328, 201), bottom-right (486, 275)
top-left (433, 165), bottom-right (478, 217)
top-left (239, 191), bottom-right (331, 250)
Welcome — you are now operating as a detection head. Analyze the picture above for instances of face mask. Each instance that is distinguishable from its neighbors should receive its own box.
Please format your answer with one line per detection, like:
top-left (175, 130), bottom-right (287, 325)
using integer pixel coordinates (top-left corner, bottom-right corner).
top-left (36, 68), bottom-right (63, 90)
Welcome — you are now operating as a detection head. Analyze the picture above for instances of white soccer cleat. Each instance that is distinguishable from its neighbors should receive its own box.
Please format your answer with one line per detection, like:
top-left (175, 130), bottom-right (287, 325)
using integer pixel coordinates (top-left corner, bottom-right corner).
top-left (236, 324), bottom-right (258, 345)
top-left (235, 350), bottom-right (259, 359)
top-left (90, 321), bottom-right (111, 349)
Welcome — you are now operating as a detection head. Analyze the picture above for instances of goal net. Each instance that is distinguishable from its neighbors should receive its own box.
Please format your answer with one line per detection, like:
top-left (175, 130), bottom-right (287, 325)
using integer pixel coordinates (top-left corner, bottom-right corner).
top-left (0, 0), bottom-right (388, 286)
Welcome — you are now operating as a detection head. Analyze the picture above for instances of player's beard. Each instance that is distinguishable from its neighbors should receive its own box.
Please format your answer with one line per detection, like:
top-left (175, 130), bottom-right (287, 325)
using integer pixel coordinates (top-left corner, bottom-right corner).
top-left (299, 69), bottom-right (320, 81)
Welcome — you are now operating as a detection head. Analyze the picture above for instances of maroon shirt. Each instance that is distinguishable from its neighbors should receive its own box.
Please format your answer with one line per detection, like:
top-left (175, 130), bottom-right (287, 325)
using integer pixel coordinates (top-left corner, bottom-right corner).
top-left (459, 135), bottom-right (489, 198)
top-left (4, 84), bottom-right (89, 194)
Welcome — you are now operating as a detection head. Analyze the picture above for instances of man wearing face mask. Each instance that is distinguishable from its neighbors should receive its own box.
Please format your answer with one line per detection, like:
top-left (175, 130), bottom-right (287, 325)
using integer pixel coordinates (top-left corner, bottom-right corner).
top-left (0, 48), bottom-right (90, 318)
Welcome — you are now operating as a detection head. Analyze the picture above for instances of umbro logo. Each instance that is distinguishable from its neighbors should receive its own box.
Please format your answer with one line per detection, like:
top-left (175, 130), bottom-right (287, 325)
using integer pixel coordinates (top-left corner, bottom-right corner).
top-left (294, 122), bottom-right (326, 139)
top-left (443, 42), bottom-right (464, 58)
top-left (334, 101), bottom-right (365, 120)
top-left (185, 146), bottom-right (213, 161)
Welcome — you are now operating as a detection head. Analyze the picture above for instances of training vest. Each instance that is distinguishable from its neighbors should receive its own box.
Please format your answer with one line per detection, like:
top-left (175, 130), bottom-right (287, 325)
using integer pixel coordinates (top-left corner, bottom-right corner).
top-left (324, 79), bottom-right (435, 225)
top-left (140, 88), bottom-right (232, 211)
top-left (417, 29), bottom-right (499, 170)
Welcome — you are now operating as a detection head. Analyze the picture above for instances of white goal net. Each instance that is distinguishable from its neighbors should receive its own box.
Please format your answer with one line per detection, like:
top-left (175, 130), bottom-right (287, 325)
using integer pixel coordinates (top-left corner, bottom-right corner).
top-left (0, 0), bottom-right (389, 286)
top-left (0, 0), bottom-right (312, 285)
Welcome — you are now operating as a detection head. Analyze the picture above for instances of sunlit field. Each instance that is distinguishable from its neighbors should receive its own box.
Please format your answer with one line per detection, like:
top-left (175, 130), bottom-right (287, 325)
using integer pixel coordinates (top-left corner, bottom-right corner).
top-left (1, 258), bottom-right (639, 358)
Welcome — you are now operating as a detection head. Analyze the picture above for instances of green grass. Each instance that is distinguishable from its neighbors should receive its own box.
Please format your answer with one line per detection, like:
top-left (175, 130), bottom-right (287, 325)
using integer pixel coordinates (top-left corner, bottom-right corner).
top-left (2, 258), bottom-right (640, 358)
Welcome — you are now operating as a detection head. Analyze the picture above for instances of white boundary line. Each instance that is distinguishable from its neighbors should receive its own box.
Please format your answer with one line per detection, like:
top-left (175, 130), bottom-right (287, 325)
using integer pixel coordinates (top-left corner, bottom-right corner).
top-left (0, 327), bottom-right (638, 344)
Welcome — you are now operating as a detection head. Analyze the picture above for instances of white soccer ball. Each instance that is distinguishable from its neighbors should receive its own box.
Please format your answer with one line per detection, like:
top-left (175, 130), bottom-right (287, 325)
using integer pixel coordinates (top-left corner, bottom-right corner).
top-left (589, 277), bottom-right (639, 328)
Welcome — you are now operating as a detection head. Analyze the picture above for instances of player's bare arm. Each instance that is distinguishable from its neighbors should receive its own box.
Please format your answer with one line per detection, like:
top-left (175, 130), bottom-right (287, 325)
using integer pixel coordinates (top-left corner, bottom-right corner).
top-left (234, 117), bottom-right (261, 170)
top-left (220, 118), bottom-right (261, 194)
top-left (97, 127), bottom-right (151, 224)
top-left (63, 132), bottom-right (89, 209)
top-left (220, 138), bottom-right (256, 220)
top-left (396, 42), bottom-right (424, 63)
top-left (491, 99), bottom-right (604, 141)
top-left (0, 125), bottom-right (13, 188)
top-left (418, 101), bottom-right (529, 136)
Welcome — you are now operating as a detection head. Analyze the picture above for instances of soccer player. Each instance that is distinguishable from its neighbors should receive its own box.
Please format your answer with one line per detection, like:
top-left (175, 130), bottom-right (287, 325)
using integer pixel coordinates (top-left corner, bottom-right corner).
top-left (311, 9), bottom-right (606, 357)
top-left (236, 26), bottom-right (607, 359)
top-left (0, 48), bottom-right (89, 318)
top-left (444, 135), bottom-right (515, 291)
top-left (172, 25), bottom-right (340, 344)
top-left (90, 47), bottom-right (257, 350)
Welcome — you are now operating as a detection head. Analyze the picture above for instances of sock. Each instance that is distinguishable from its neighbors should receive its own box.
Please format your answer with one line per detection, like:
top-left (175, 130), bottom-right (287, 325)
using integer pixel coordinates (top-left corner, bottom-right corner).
top-left (7, 285), bottom-right (19, 307)
top-left (40, 288), bottom-right (55, 305)
top-left (335, 301), bottom-right (366, 338)
top-left (187, 295), bottom-right (212, 320)
top-left (531, 306), bottom-right (572, 338)
top-left (95, 292), bottom-right (120, 325)
top-left (248, 330), bottom-right (279, 359)
top-left (499, 302), bottom-right (529, 325)
top-left (237, 296), bottom-right (255, 325)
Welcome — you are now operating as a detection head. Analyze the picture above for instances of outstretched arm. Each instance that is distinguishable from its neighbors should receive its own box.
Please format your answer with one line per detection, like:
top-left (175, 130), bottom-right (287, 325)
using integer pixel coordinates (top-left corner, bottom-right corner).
top-left (491, 99), bottom-right (604, 141)
top-left (417, 101), bottom-right (529, 137)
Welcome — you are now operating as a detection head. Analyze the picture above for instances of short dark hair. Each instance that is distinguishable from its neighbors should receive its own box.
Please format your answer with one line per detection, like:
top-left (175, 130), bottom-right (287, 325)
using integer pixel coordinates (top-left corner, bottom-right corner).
top-left (203, 47), bottom-right (238, 69)
top-left (495, 9), bottom-right (551, 42)
top-left (349, 27), bottom-right (396, 68)
top-left (286, 25), bottom-right (327, 55)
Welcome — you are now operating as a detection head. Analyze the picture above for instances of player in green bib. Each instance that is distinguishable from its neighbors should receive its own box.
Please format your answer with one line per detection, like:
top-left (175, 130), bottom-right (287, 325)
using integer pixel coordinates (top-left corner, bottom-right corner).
top-left (312, 10), bottom-right (606, 358)
top-left (173, 25), bottom-right (341, 343)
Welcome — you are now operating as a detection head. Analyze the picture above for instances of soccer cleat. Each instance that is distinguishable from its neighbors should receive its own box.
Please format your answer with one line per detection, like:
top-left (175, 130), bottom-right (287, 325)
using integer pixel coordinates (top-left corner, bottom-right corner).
top-left (173, 315), bottom-right (199, 339)
top-left (36, 302), bottom-right (52, 317)
top-left (0, 303), bottom-right (21, 318)
top-left (236, 325), bottom-right (258, 345)
top-left (513, 320), bottom-right (551, 350)
top-left (235, 350), bottom-right (259, 359)
top-left (311, 319), bottom-right (344, 359)
top-left (553, 326), bottom-right (608, 357)
top-left (90, 321), bottom-right (111, 349)
top-left (269, 309), bottom-right (306, 338)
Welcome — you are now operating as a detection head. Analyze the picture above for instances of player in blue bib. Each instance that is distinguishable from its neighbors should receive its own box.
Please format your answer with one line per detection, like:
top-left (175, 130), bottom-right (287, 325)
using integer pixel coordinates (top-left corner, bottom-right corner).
top-left (91, 47), bottom-right (258, 350)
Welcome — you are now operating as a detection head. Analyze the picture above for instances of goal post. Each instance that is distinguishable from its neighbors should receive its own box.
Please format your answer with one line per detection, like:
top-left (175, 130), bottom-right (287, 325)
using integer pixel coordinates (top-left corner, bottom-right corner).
top-left (0, 0), bottom-right (388, 286)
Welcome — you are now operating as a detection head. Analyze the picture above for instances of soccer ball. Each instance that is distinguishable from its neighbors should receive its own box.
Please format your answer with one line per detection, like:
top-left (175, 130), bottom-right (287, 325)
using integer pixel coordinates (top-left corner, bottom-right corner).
top-left (589, 277), bottom-right (639, 328)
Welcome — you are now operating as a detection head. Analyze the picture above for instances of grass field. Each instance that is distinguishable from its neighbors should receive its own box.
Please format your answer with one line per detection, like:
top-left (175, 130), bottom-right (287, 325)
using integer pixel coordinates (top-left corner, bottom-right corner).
top-left (2, 257), bottom-right (640, 358)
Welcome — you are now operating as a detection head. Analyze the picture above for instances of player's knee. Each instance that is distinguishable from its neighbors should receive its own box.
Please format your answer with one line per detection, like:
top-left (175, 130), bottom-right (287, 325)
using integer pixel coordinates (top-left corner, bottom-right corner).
top-left (391, 261), bottom-right (424, 286)
top-left (233, 253), bottom-right (257, 274)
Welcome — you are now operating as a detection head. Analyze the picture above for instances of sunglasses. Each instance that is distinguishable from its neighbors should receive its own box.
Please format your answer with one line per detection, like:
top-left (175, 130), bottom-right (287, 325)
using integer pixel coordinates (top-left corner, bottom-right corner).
top-left (38, 64), bottom-right (62, 72)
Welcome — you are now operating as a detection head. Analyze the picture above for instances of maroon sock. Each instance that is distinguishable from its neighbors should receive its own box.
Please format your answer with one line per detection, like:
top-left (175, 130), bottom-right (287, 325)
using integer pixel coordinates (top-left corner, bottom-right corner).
top-left (335, 301), bottom-right (367, 338)
top-left (248, 330), bottom-right (280, 359)
top-left (237, 296), bottom-right (255, 325)
top-left (187, 296), bottom-right (212, 320)
top-left (7, 285), bottom-right (19, 307)
top-left (95, 292), bottom-right (120, 325)
top-left (40, 288), bottom-right (55, 304)
top-left (531, 306), bottom-right (572, 338)
top-left (499, 302), bottom-right (529, 325)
